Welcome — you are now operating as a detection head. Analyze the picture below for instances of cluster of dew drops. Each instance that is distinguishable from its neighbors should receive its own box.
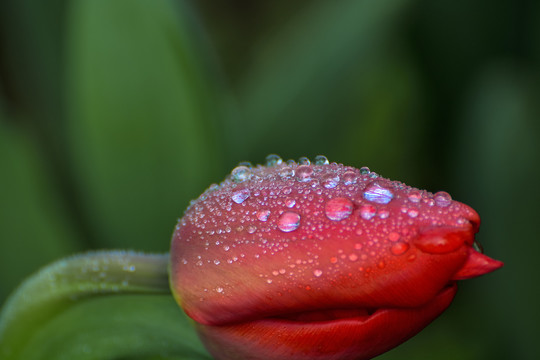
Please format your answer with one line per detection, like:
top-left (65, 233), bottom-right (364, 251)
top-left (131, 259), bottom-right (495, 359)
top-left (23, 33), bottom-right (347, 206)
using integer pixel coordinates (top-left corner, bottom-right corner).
top-left (177, 154), bottom-right (459, 296)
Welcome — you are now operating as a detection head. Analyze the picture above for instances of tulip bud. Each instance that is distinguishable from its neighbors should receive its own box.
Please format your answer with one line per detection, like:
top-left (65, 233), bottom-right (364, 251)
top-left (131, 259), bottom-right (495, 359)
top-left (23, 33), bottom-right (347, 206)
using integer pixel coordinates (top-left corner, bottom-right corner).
top-left (170, 155), bottom-right (502, 360)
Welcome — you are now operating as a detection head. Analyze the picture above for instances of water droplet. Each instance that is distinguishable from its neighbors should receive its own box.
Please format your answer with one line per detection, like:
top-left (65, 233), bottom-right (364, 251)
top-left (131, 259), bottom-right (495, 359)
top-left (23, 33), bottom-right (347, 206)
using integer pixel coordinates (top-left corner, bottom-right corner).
top-left (377, 261), bottom-right (386, 269)
top-left (237, 161), bottom-right (252, 168)
top-left (277, 211), bottom-right (301, 232)
top-left (325, 197), bottom-right (353, 221)
top-left (391, 242), bottom-right (410, 256)
top-left (231, 165), bottom-right (252, 182)
top-left (313, 269), bottom-right (323, 277)
top-left (247, 225), bottom-right (257, 234)
top-left (434, 191), bottom-right (452, 207)
top-left (408, 191), bottom-right (422, 203)
top-left (342, 171), bottom-right (357, 185)
top-left (360, 166), bottom-right (371, 175)
top-left (378, 210), bottom-right (390, 219)
top-left (322, 174), bottom-right (340, 189)
top-left (265, 154), bottom-right (283, 167)
top-left (214, 259), bottom-right (221, 265)
top-left (231, 188), bottom-right (250, 204)
top-left (348, 253), bottom-right (358, 262)
top-left (313, 155), bottom-right (329, 165)
top-left (354, 243), bottom-right (363, 250)
top-left (296, 165), bottom-right (313, 182)
top-left (216, 287), bottom-right (224, 293)
top-left (285, 198), bottom-right (296, 208)
top-left (279, 166), bottom-right (295, 178)
top-left (267, 279), bottom-right (273, 284)
top-left (388, 232), bottom-right (401, 242)
top-left (363, 182), bottom-right (394, 204)
top-left (257, 210), bottom-right (271, 222)
top-left (407, 209), bottom-right (419, 218)
top-left (359, 205), bottom-right (376, 220)
top-left (298, 157), bottom-right (311, 165)
top-left (330, 257), bottom-right (338, 263)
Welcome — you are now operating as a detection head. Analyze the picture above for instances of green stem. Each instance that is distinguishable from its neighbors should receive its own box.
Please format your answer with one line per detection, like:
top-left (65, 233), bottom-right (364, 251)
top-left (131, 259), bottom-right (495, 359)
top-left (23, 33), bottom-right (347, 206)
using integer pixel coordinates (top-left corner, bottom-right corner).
top-left (0, 251), bottom-right (211, 360)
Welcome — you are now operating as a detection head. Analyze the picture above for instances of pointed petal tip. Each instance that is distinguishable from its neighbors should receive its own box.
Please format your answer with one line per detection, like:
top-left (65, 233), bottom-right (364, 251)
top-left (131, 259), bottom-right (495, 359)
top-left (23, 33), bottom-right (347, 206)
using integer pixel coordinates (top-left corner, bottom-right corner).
top-left (452, 248), bottom-right (503, 280)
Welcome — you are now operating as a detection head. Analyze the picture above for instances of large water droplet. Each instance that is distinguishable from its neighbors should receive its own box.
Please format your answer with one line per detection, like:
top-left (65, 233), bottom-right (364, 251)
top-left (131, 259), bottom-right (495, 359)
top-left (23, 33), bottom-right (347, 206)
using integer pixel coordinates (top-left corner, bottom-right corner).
top-left (265, 154), bottom-right (283, 167)
top-left (298, 157), bottom-right (311, 165)
top-left (363, 182), bottom-right (394, 204)
top-left (325, 197), bottom-right (353, 221)
top-left (296, 165), bottom-right (313, 182)
top-left (257, 210), bottom-right (271, 222)
top-left (408, 191), bottom-right (422, 203)
top-left (391, 242), bottom-right (409, 256)
top-left (314, 155), bottom-right (329, 165)
top-left (434, 191), bottom-right (452, 207)
top-left (342, 171), bottom-right (357, 185)
top-left (231, 188), bottom-right (251, 204)
top-left (322, 174), bottom-right (340, 189)
top-left (231, 166), bottom-right (252, 182)
top-left (359, 205), bottom-right (376, 220)
top-left (278, 211), bottom-right (301, 232)
top-left (407, 209), bottom-right (419, 218)
top-left (285, 198), bottom-right (296, 208)
top-left (279, 166), bottom-right (295, 178)
top-left (360, 166), bottom-right (371, 175)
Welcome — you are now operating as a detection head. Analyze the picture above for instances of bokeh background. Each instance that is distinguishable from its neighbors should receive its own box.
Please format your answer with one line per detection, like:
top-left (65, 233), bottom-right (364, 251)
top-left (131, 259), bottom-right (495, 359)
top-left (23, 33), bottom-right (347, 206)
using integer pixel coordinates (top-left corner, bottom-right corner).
top-left (1, 0), bottom-right (538, 359)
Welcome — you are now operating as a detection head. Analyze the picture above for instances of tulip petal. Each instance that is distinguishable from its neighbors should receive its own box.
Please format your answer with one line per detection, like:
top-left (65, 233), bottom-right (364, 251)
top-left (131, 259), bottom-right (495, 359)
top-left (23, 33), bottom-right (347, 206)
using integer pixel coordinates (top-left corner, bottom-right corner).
top-left (197, 285), bottom-right (456, 360)
top-left (451, 247), bottom-right (504, 280)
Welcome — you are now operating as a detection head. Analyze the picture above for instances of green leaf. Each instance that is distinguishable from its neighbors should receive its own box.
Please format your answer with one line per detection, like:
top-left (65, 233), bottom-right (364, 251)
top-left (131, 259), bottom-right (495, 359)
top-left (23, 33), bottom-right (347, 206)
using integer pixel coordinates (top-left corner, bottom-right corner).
top-left (0, 115), bottom-right (80, 305)
top-left (237, 0), bottom-right (412, 157)
top-left (0, 251), bottom-right (210, 360)
top-left (65, 0), bottom-right (227, 251)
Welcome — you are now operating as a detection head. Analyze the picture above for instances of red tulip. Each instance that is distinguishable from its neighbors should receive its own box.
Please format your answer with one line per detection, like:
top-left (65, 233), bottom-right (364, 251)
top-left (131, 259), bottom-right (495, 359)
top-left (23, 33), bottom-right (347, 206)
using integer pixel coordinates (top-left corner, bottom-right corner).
top-left (170, 156), bottom-right (502, 360)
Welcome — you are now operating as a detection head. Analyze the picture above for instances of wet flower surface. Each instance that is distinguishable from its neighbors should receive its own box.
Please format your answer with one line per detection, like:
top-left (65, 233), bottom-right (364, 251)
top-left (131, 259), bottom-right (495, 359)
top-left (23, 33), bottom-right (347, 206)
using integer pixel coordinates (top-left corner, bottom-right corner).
top-left (170, 155), bottom-right (503, 360)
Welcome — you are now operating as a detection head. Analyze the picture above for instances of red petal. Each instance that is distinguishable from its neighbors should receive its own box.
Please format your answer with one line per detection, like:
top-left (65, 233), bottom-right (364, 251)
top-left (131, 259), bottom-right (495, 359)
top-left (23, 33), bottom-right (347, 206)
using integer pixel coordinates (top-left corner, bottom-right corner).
top-left (452, 247), bottom-right (504, 280)
top-left (196, 285), bottom-right (457, 360)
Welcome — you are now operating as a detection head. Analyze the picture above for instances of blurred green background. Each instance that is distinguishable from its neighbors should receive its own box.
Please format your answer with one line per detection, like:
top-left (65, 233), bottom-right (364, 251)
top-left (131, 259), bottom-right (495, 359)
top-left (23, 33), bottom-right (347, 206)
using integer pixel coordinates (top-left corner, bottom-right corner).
top-left (0, 0), bottom-right (538, 359)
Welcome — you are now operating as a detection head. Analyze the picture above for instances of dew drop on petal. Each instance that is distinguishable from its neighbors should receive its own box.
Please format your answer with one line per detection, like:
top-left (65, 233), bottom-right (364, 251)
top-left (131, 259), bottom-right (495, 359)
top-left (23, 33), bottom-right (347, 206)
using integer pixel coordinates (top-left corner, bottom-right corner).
top-left (348, 253), bottom-right (358, 262)
top-left (360, 166), bottom-right (371, 175)
top-left (257, 209), bottom-right (271, 222)
top-left (407, 209), bottom-right (419, 218)
top-left (265, 154), bottom-right (283, 167)
top-left (434, 191), bottom-right (452, 207)
top-left (231, 166), bottom-right (252, 182)
top-left (231, 188), bottom-right (250, 204)
top-left (277, 211), bottom-right (301, 232)
top-left (296, 165), bottom-right (313, 182)
top-left (391, 242), bottom-right (410, 256)
top-left (313, 269), bottom-right (323, 277)
top-left (279, 166), bottom-right (295, 178)
top-left (325, 197), bottom-right (353, 221)
top-left (322, 174), bottom-right (340, 189)
top-left (314, 155), bottom-right (329, 165)
top-left (363, 182), bottom-right (394, 204)
top-left (285, 198), bottom-right (296, 208)
top-left (298, 157), bottom-right (311, 165)
top-left (388, 232), bottom-right (401, 242)
top-left (342, 171), bottom-right (357, 185)
top-left (378, 210), bottom-right (390, 219)
top-left (408, 191), bottom-right (422, 203)
top-left (359, 205), bottom-right (377, 220)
